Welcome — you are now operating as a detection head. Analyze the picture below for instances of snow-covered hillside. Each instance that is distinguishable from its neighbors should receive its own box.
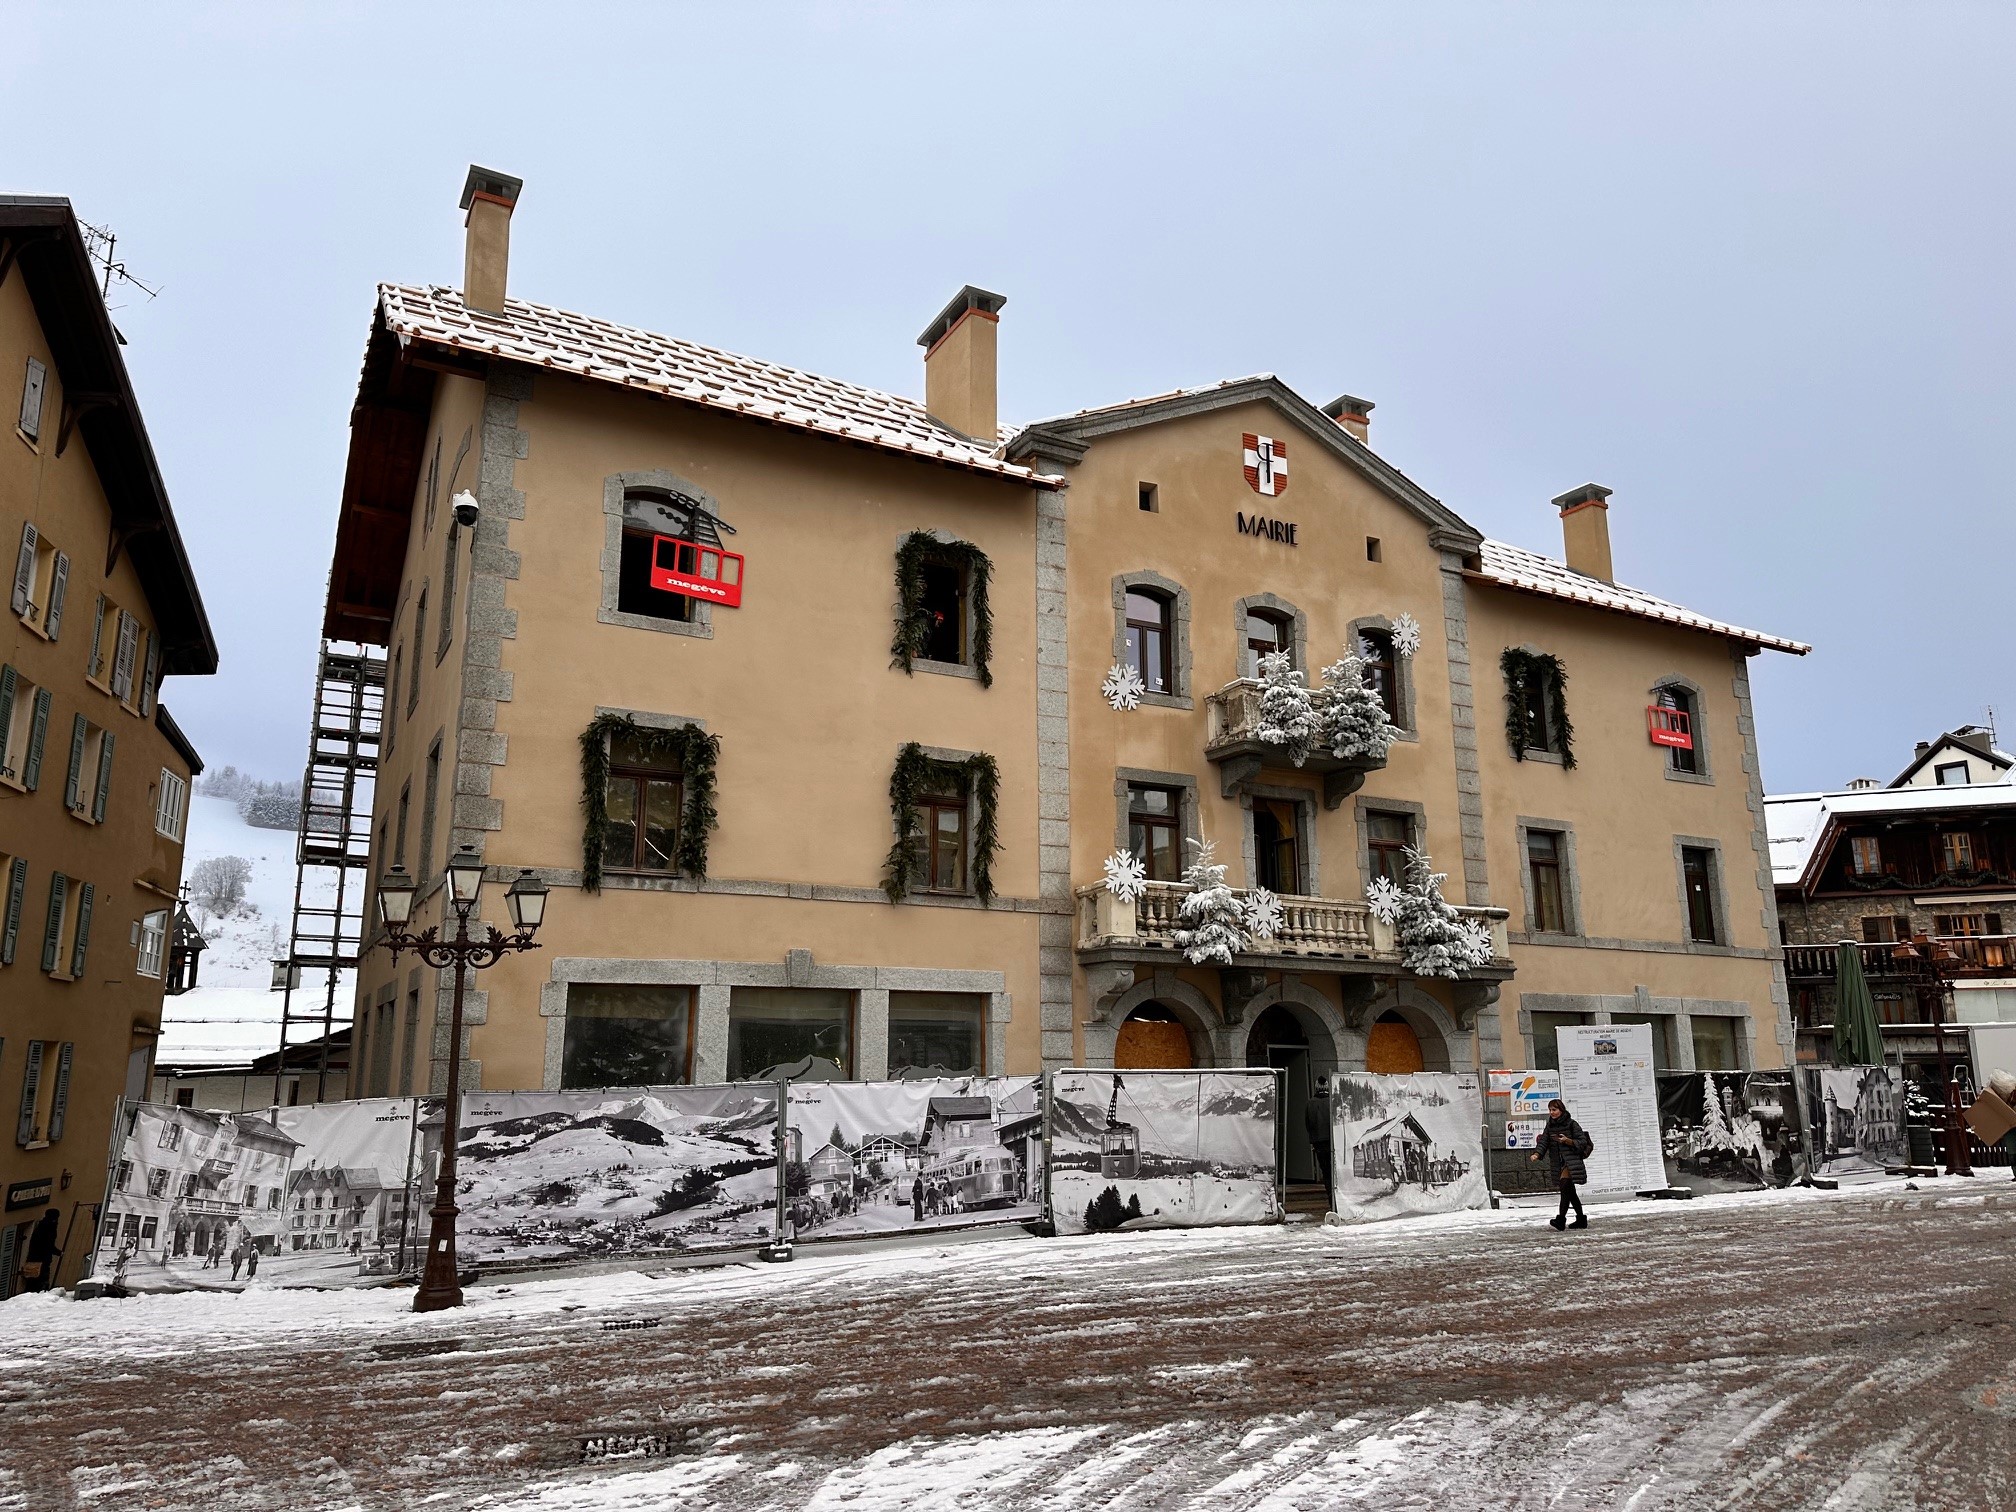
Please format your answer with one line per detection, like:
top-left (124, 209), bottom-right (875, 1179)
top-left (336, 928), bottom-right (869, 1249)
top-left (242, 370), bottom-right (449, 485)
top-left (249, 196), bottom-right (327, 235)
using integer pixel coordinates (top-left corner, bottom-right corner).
top-left (156, 794), bottom-right (356, 1070)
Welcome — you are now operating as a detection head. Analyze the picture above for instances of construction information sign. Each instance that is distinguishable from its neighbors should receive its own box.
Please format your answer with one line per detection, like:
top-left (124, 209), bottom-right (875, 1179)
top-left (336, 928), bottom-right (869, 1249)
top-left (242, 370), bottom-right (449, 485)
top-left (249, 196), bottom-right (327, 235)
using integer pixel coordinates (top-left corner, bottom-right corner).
top-left (1555, 1024), bottom-right (1665, 1194)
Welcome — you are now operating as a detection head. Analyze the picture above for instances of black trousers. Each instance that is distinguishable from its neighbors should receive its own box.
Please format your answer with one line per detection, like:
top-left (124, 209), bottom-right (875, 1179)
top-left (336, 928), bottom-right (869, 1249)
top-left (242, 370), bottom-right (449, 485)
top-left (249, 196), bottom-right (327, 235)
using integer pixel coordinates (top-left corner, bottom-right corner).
top-left (1556, 1179), bottom-right (1584, 1219)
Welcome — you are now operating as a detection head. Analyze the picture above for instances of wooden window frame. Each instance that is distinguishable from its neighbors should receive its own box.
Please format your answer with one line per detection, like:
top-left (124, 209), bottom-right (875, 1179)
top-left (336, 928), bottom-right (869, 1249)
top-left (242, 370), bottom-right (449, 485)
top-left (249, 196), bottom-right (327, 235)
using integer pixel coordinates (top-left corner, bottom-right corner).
top-left (1527, 830), bottom-right (1568, 934)
top-left (1366, 810), bottom-right (1413, 889)
top-left (603, 762), bottom-right (686, 876)
top-left (915, 556), bottom-right (970, 669)
top-left (1126, 784), bottom-right (1184, 883)
top-left (1681, 845), bottom-right (1719, 944)
top-left (1125, 589), bottom-right (1174, 695)
top-left (1657, 684), bottom-right (1701, 775)
top-left (1359, 627), bottom-right (1399, 725)
top-left (919, 793), bottom-right (971, 896)
top-left (1243, 609), bottom-right (1292, 676)
top-left (1940, 831), bottom-right (1976, 874)
top-left (1849, 835), bottom-right (1883, 877)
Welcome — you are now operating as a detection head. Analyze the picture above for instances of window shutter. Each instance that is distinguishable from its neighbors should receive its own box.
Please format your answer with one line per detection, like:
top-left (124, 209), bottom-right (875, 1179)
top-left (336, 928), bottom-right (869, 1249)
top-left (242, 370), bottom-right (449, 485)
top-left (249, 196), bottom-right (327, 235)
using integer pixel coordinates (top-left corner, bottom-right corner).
top-left (139, 636), bottom-right (160, 716)
top-left (44, 552), bottom-right (68, 639)
top-left (19, 356), bottom-right (47, 439)
top-left (111, 612), bottom-right (138, 700)
top-left (92, 731), bottom-right (115, 822)
top-left (0, 663), bottom-right (14, 774)
top-left (63, 713), bottom-right (87, 811)
top-left (40, 874), bottom-right (65, 973)
top-left (1, 856), bottom-right (25, 964)
top-left (69, 884), bottom-right (93, 977)
top-left (0, 1222), bottom-right (13, 1298)
top-left (87, 595), bottom-right (106, 679)
top-left (22, 687), bottom-right (51, 791)
top-left (47, 1043), bottom-right (73, 1142)
top-left (17, 1040), bottom-right (43, 1145)
top-left (10, 522), bottom-right (35, 616)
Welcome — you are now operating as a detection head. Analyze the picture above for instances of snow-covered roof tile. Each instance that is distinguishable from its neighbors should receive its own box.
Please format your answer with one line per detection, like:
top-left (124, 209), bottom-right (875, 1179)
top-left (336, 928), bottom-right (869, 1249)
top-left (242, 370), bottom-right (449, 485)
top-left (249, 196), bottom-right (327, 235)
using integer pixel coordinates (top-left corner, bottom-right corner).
top-left (1474, 540), bottom-right (1809, 655)
top-left (378, 285), bottom-right (1056, 488)
top-left (1764, 782), bottom-right (2016, 885)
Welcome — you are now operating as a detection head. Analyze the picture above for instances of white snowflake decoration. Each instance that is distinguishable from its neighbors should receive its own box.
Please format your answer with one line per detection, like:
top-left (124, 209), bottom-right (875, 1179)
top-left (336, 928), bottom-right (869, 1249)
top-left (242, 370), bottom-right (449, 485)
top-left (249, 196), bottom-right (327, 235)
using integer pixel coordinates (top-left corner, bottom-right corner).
top-left (1102, 662), bottom-right (1146, 712)
top-left (1243, 887), bottom-right (1285, 942)
top-left (1390, 613), bottom-right (1422, 659)
top-left (1101, 849), bottom-right (1149, 903)
top-left (1364, 875), bottom-right (1405, 925)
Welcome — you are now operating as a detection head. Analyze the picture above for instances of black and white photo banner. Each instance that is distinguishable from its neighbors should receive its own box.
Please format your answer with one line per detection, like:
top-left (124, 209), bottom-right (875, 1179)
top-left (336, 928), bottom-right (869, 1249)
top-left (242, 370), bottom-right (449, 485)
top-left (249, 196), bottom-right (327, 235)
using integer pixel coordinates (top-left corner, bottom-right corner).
top-left (1802, 1065), bottom-right (1905, 1179)
top-left (1655, 1072), bottom-right (1805, 1192)
top-left (1330, 1072), bottom-right (1487, 1223)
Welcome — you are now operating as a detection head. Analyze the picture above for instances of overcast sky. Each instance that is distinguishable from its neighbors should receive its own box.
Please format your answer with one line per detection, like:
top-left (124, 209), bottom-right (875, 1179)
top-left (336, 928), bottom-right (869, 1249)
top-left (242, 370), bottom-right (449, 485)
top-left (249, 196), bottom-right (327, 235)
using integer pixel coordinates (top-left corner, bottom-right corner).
top-left (5, 4), bottom-right (2012, 794)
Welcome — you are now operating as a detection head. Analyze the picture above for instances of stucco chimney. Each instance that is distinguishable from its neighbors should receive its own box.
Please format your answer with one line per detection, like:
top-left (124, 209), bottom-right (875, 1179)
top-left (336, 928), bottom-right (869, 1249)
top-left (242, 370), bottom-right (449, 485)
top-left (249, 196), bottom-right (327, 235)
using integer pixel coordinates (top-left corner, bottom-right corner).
top-left (459, 165), bottom-right (523, 315)
top-left (917, 286), bottom-right (1006, 441)
top-left (1321, 394), bottom-right (1375, 444)
top-left (1552, 483), bottom-right (1614, 582)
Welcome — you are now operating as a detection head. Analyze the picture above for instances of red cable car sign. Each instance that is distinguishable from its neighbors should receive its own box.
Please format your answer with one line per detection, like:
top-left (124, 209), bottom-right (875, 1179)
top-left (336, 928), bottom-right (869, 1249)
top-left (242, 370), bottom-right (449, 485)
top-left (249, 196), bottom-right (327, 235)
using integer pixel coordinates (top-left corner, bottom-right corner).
top-left (1647, 705), bottom-right (1694, 750)
top-left (650, 534), bottom-right (744, 607)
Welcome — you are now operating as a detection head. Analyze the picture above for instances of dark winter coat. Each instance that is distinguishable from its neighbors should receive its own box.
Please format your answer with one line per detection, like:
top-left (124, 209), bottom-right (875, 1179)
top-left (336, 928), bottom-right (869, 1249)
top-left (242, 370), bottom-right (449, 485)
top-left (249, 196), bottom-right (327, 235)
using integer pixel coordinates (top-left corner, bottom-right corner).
top-left (1540, 1115), bottom-right (1590, 1185)
top-left (1303, 1086), bottom-right (1333, 1149)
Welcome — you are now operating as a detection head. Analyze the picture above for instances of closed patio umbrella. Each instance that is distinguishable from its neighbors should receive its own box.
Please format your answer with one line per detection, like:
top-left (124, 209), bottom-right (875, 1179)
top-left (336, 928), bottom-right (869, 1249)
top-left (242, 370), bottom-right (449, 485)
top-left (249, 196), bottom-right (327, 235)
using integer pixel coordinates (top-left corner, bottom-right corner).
top-left (1831, 939), bottom-right (1885, 1067)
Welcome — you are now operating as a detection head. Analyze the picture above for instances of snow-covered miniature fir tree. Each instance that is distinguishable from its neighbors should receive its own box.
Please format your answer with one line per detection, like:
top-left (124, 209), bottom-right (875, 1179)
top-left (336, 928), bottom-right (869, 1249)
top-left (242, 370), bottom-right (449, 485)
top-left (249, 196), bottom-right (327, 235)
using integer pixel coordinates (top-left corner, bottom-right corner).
top-left (1385, 846), bottom-right (1494, 978)
top-left (1316, 650), bottom-right (1400, 763)
top-left (1254, 652), bottom-right (1322, 766)
top-left (1172, 840), bottom-right (1247, 966)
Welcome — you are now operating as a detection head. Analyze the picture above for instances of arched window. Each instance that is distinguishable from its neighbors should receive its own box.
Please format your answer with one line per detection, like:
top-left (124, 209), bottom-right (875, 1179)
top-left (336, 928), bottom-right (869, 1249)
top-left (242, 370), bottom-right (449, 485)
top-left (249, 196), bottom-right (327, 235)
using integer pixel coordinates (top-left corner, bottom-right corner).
top-left (1126, 589), bottom-right (1173, 694)
top-left (1359, 628), bottom-right (1398, 723)
top-left (1244, 608), bottom-right (1292, 676)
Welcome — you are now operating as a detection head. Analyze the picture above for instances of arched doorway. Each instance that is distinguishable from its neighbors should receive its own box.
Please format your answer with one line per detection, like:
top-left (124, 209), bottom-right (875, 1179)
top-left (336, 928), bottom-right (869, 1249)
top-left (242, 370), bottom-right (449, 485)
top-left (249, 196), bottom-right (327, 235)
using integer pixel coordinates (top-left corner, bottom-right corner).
top-left (1246, 1004), bottom-right (1317, 1182)
top-left (1366, 1011), bottom-right (1426, 1074)
top-left (1115, 1004), bottom-right (1195, 1069)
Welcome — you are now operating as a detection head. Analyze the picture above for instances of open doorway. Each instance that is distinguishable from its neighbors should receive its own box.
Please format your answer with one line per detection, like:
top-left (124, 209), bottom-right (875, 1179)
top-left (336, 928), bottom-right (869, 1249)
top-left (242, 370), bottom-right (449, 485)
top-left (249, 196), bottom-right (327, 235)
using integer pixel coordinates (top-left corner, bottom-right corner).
top-left (1247, 1004), bottom-right (1315, 1182)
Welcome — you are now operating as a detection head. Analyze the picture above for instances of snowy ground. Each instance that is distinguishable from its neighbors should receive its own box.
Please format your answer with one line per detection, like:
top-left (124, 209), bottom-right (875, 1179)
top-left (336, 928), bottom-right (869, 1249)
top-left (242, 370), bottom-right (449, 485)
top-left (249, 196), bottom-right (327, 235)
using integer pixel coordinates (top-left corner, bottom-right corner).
top-left (4, 1178), bottom-right (2013, 1510)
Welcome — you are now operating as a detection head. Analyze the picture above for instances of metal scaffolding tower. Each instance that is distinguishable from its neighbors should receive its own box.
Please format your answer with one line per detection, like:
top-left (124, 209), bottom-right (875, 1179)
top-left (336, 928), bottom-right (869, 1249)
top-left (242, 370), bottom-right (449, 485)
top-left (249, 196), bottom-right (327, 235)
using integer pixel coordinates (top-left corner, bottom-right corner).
top-left (273, 642), bottom-right (386, 1106)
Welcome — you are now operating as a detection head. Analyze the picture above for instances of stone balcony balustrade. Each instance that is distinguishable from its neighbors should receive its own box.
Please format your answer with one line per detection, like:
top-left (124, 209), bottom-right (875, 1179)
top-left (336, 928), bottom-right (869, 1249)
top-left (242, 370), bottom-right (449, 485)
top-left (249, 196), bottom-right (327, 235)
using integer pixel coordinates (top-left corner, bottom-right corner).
top-left (1203, 678), bottom-right (1388, 807)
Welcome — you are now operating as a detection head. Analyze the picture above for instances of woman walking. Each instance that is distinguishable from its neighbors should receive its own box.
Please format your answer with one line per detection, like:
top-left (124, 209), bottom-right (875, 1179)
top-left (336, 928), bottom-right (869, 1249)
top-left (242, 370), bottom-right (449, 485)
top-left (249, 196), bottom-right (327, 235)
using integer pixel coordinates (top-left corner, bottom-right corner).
top-left (1529, 1098), bottom-right (1592, 1230)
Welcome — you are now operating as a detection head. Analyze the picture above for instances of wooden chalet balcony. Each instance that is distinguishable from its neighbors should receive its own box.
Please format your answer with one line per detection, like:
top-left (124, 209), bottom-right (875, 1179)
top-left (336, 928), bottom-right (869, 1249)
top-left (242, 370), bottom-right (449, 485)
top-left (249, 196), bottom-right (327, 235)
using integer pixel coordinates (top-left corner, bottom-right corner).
top-left (1075, 880), bottom-right (1513, 969)
top-left (1203, 679), bottom-right (1387, 807)
top-left (1783, 935), bottom-right (2016, 982)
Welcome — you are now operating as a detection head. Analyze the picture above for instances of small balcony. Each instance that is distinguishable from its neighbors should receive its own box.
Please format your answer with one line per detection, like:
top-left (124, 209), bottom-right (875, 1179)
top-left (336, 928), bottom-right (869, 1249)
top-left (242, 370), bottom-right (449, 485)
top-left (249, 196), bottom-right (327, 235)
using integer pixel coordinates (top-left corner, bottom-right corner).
top-left (1076, 880), bottom-right (1512, 971)
top-left (1203, 679), bottom-right (1387, 808)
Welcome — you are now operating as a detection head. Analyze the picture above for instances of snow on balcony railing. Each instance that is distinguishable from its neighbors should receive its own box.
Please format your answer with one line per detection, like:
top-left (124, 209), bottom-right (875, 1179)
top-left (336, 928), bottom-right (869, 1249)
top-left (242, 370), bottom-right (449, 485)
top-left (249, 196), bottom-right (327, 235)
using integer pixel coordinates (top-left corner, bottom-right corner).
top-left (1075, 881), bottom-right (1511, 963)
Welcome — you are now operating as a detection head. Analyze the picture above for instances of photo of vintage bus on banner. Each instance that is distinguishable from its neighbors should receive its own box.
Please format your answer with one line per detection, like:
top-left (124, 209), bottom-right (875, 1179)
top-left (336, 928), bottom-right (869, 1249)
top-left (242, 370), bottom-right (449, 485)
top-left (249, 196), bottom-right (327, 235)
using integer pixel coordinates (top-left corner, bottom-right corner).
top-left (1046, 1069), bottom-right (1280, 1235)
top-left (781, 1077), bottom-right (1041, 1242)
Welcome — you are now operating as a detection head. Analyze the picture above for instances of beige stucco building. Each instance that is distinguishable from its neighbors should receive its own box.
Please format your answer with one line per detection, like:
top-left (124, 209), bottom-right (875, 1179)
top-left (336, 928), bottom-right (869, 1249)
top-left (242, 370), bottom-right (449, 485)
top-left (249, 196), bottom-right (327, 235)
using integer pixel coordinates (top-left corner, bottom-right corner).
top-left (327, 170), bottom-right (1806, 1183)
top-left (1, 196), bottom-right (215, 1292)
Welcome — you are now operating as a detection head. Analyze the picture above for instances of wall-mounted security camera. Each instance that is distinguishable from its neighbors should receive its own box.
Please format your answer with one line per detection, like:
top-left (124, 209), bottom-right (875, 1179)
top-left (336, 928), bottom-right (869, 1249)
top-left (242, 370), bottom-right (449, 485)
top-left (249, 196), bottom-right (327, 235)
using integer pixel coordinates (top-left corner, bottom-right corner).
top-left (451, 490), bottom-right (479, 529)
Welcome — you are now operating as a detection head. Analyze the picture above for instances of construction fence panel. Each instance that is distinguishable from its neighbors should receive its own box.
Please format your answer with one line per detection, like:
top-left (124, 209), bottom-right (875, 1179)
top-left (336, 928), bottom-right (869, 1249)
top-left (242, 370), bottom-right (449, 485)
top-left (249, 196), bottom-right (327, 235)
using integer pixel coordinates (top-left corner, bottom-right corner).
top-left (1329, 1072), bottom-right (1488, 1224)
top-left (1046, 1068), bottom-right (1281, 1236)
top-left (1655, 1072), bottom-right (1805, 1192)
top-left (1803, 1064), bottom-right (1907, 1179)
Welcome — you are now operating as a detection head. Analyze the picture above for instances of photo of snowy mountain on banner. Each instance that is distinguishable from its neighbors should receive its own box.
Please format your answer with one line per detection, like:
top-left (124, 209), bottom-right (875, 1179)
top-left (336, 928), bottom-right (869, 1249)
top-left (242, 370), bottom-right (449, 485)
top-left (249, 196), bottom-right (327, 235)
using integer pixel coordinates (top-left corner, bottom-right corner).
top-left (1047, 1070), bottom-right (1279, 1236)
top-left (446, 1085), bottom-right (784, 1267)
top-left (1802, 1064), bottom-right (1907, 1180)
top-left (1655, 1072), bottom-right (1804, 1193)
top-left (92, 1098), bottom-right (422, 1292)
top-left (783, 1077), bottom-right (1041, 1243)
top-left (1329, 1072), bottom-right (1487, 1223)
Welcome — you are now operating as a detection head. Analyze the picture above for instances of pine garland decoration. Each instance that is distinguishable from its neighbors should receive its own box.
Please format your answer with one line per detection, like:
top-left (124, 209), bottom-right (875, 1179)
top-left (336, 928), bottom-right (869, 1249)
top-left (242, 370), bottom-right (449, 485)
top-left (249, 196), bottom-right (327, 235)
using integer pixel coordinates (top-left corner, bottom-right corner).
top-left (579, 713), bottom-right (721, 892)
top-left (883, 742), bottom-right (1000, 905)
top-left (891, 532), bottom-right (994, 688)
top-left (1500, 648), bottom-right (1576, 768)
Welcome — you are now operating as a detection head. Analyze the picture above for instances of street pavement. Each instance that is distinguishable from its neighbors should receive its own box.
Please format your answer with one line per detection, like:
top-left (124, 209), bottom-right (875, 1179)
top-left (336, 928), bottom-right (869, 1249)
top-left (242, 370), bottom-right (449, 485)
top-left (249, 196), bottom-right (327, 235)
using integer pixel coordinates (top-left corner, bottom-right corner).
top-left (3, 1180), bottom-right (2013, 1510)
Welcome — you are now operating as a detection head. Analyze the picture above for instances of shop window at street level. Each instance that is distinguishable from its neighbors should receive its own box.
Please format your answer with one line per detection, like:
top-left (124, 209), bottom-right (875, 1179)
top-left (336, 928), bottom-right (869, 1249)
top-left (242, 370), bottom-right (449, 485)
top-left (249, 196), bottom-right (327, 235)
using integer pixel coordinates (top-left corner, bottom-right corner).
top-left (1367, 811), bottom-right (1412, 888)
top-left (1125, 590), bottom-right (1174, 695)
top-left (562, 984), bottom-right (693, 1088)
top-left (1691, 1016), bottom-right (1741, 1072)
top-left (726, 987), bottom-right (852, 1081)
top-left (602, 734), bottom-right (685, 876)
top-left (1529, 1011), bottom-right (1589, 1071)
top-left (889, 991), bottom-right (985, 1076)
top-left (1526, 830), bottom-right (1570, 934)
top-left (1127, 784), bottom-right (1183, 882)
top-left (1608, 1013), bottom-right (1673, 1072)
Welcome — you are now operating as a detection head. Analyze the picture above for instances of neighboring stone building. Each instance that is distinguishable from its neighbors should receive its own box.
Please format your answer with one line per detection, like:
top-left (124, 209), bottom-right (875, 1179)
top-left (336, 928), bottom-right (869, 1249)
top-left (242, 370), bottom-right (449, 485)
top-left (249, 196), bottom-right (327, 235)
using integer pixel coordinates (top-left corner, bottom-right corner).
top-left (1, 196), bottom-right (216, 1295)
top-left (1769, 724), bottom-right (2016, 1078)
top-left (319, 168), bottom-right (1806, 1187)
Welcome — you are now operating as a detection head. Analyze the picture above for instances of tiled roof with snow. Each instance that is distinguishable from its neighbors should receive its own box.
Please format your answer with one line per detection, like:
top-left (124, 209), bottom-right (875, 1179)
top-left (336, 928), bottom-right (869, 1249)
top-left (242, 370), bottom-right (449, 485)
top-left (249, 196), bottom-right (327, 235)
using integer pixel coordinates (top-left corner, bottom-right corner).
top-left (377, 284), bottom-right (1059, 488)
top-left (1474, 540), bottom-right (1809, 655)
top-left (1765, 783), bottom-right (2016, 885)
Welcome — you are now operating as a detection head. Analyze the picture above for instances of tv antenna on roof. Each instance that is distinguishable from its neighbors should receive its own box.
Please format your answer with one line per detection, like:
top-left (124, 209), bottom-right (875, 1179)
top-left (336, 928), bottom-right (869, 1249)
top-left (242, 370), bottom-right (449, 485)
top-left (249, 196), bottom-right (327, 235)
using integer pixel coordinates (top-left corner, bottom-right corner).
top-left (77, 221), bottom-right (159, 304)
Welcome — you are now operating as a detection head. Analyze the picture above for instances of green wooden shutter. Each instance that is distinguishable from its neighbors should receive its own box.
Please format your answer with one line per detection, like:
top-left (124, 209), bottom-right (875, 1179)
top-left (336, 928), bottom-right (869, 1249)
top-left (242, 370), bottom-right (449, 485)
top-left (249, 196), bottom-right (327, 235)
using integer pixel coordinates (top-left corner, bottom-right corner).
top-left (68, 883), bottom-right (93, 977)
top-left (111, 613), bottom-right (137, 700)
top-left (46, 1043), bottom-right (73, 1142)
top-left (44, 552), bottom-right (68, 639)
top-left (87, 594), bottom-right (105, 679)
top-left (0, 1219), bottom-right (14, 1300)
top-left (16, 1040), bottom-right (43, 1145)
top-left (139, 637), bottom-right (160, 716)
top-left (22, 687), bottom-right (51, 791)
top-left (1, 857), bottom-right (25, 964)
top-left (0, 664), bottom-right (15, 776)
top-left (92, 731), bottom-right (114, 822)
top-left (9, 522), bottom-right (34, 616)
top-left (63, 713), bottom-right (87, 811)
top-left (39, 873), bottom-right (65, 972)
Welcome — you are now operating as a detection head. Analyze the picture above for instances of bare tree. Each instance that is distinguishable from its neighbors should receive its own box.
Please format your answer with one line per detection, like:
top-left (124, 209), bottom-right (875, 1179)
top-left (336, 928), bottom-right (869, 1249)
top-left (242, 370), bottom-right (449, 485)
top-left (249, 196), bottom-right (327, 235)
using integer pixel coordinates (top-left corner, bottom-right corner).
top-left (189, 855), bottom-right (253, 915)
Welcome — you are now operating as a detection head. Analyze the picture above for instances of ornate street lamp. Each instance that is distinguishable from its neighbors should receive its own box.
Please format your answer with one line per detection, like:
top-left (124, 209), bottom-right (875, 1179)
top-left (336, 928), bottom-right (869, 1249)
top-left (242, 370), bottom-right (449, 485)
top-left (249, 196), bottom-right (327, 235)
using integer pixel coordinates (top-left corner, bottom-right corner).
top-left (1896, 934), bottom-right (1970, 1176)
top-left (373, 849), bottom-right (549, 1311)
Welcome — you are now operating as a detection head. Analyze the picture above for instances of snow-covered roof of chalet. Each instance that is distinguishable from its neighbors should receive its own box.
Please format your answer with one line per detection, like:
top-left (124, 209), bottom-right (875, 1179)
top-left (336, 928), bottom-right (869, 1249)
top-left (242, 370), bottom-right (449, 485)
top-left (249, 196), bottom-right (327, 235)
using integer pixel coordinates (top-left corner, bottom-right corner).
top-left (1472, 540), bottom-right (1810, 656)
top-left (377, 284), bottom-right (1060, 488)
top-left (1765, 782), bottom-right (2016, 888)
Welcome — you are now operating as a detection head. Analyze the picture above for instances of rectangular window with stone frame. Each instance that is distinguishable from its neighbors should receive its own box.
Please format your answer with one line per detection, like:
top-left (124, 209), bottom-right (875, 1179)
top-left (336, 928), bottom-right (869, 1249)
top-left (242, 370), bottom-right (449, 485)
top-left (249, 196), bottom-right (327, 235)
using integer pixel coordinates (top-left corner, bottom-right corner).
top-left (1127, 784), bottom-right (1183, 882)
top-left (1526, 830), bottom-right (1570, 933)
top-left (1681, 846), bottom-right (1720, 944)
top-left (601, 730), bottom-right (684, 875)
top-left (1366, 810), bottom-right (1413, 888)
